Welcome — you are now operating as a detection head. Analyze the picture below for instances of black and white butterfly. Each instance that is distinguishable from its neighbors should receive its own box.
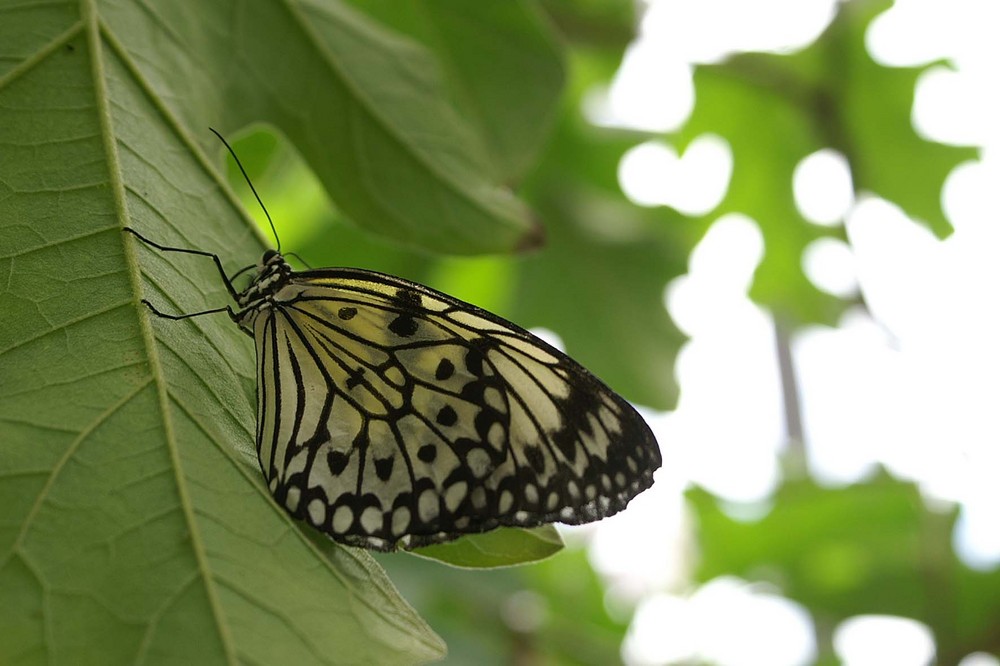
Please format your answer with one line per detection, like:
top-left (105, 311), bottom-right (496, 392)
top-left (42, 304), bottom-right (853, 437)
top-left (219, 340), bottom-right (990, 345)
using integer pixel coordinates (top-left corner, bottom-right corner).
top-left (127, 133), bottom-right (660, 551)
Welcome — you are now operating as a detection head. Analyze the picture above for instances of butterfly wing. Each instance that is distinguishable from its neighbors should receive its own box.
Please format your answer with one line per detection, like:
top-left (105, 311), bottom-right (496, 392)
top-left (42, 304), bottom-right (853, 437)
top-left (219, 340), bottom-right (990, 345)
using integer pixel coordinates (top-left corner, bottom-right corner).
top-left (252, 268), bottom-right (661, 550)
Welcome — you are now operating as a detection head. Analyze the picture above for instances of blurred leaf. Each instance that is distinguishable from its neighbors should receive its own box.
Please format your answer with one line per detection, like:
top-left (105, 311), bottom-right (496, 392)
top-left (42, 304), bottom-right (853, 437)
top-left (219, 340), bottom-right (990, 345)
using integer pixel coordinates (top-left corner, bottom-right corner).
top-left (411, 527), bottom-right (564, 569)
top-left (522, 544), bottom-right (631, 665)
top-left (691, 475), bottom-right (930, 615)
top-left (221, 127), bottom-right (283, 185)
top-left (485, 36), bottom-right (690, 410)
top-left (678, 0), bottom-right (977, 324)
top-left (538, 0), bottom-right (636, 51)
top-left (681, 60), bottom-right (840, 324)
top-left (512, 111), bottom-right (688, 409)
top-left (343, 0), bottom-right (566, 182)
top-left (378, 543), bottom-right (629, 666)
top-left (818, 0), bottom-right (976, 238)
top-left (688, 473), bottom-right (1000, 662)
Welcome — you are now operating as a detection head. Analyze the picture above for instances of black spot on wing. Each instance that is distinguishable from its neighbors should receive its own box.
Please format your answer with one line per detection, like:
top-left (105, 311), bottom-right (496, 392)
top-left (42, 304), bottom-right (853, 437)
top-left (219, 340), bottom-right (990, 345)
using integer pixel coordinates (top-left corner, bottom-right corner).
top-left (524, 444), bottom-right (545, 473)
top-left (338, 307), bottom-right (357, 320)
top-left (374, 455), bottom-right (395, 481)
top-left (418, 444), bottom-right (437, 463)
top-left (389, 314), bottom-right (418, 337)
top-left (328, 451), bottom-right (349, 476)
top-left (435, 358), bottom-right (455, 380)
top-left (436, 405), bottom-right (458, 427)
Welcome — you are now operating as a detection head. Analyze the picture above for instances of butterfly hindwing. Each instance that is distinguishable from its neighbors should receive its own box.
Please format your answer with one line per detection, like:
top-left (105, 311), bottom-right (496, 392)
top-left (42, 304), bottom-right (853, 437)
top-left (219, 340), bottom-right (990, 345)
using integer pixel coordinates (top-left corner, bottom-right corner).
top-left (248, 268), bottom-right (660, 550)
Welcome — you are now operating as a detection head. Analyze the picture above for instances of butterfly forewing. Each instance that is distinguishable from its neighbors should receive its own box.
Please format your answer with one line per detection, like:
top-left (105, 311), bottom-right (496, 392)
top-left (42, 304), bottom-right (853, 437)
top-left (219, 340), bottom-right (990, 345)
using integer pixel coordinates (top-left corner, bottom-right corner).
top-left (243, 265), bottom-right (661, 551)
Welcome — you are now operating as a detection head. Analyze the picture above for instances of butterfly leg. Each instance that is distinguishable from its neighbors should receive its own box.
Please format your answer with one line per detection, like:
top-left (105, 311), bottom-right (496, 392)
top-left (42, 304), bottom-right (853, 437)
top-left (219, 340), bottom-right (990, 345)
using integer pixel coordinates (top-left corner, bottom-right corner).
top-left (123, 227), bottom-right (242, 301)
top-left (138, 298), bottom-right (237, 321)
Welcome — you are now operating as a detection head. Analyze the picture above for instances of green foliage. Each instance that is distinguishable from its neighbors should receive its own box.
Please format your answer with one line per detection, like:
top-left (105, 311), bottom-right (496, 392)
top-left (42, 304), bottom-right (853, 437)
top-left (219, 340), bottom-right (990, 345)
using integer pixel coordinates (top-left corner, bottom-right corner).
top-left (377, 543), bottom-right (628, 666)
top-left (689, 473), bottom-right (1000, 663)
top-left (342, 0), bottom-right (566, 182)
top-left (677, 0), bottom-right (975, 324)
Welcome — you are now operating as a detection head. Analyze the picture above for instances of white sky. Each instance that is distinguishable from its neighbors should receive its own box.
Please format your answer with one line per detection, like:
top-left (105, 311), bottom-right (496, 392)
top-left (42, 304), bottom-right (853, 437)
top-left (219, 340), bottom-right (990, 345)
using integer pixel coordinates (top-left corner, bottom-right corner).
top-left (578, 1), bottom-right (1000, 664)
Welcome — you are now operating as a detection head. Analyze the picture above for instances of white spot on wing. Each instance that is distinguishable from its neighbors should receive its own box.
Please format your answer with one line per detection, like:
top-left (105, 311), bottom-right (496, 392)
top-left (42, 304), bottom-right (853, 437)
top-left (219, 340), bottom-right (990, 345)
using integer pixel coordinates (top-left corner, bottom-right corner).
top-left (467, 449), bottom-right (493, 479)
top-left (285, 486), bottom-right (301, 512)
top-left (499, 490), bottom-right (514, 514)
top-left (418, 488), bottom-right (439, 522)
top-left (445, 481), bottom-right (468, 513)
top-left (307, 498), bottom-right (326, 525)
top-left (598, 405), bottom-right (621, 434)
top-left (360, 506), bottom-right (382, 534)
top-left (471, 487), bottom-right (487, 509)
top-left (391, 506), bottom-right (411, 535)
top-left (332, 505), bottom-right (353, 533)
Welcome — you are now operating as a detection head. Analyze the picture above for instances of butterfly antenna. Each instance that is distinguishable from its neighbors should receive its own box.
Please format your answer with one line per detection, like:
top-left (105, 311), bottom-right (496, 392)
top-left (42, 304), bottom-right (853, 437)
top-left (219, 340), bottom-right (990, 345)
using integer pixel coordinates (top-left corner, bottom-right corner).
top-left (285, 251), bottom-right (313, 269)
top-left (209, 127), bottom-right (281, 253)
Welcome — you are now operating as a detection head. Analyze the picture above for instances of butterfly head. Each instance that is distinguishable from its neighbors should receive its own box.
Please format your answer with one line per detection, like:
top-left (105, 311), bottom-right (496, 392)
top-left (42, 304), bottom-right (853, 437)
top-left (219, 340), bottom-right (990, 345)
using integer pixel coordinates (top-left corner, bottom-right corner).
top-left (237, 249), bottom-right (292, 308)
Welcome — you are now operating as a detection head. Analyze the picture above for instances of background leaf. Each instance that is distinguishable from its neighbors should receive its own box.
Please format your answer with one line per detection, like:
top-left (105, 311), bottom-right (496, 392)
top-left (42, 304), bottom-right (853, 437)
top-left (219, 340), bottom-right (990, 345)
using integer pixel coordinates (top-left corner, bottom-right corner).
top-left (343, 0), bottom-right (566, 182)
top-left (689, 474), bottom-right (1000, 663)
top-left (677, 0), bottom-right (976, 324)
top-left (411, 526), bottom-right (564, 569)
top-left (378, 543), bottom-right (628, 665)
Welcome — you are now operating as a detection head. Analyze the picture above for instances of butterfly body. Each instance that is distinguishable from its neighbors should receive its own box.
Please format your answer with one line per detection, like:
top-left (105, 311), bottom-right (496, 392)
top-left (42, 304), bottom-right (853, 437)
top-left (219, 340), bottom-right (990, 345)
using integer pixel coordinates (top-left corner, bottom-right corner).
top-left (226, 250), bottom-right (661, 551)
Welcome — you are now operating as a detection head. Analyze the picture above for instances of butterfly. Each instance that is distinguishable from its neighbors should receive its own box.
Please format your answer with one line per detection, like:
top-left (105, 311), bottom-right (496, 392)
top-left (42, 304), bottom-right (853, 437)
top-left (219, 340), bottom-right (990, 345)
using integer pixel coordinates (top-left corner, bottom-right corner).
top-left (126, 133), bottom-right (661, 551)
